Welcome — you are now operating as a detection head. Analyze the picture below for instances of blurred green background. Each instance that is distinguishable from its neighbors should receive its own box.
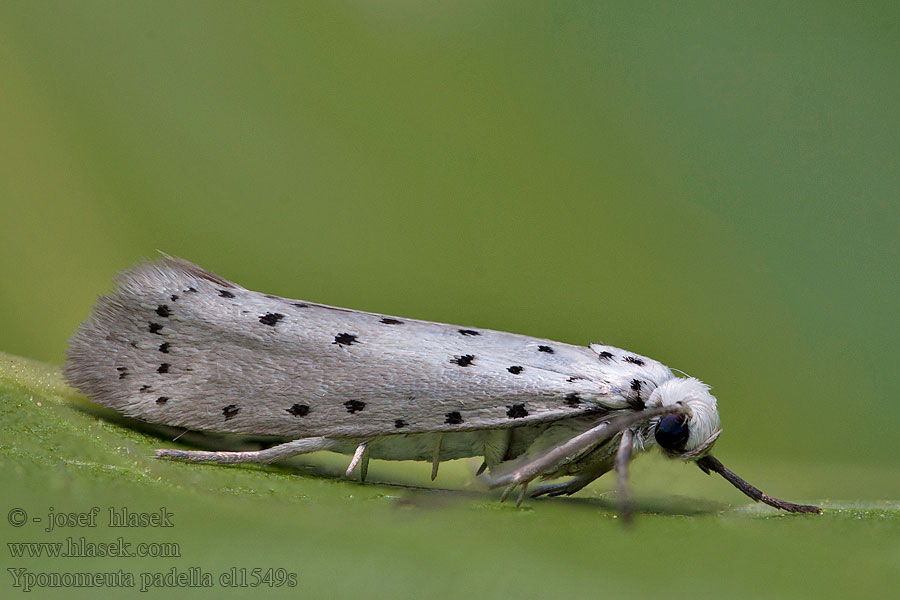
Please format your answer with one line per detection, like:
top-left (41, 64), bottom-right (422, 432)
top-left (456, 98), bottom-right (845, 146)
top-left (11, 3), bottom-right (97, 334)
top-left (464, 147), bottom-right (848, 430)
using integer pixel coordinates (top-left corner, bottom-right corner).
top-left (1, 1), bottom-right (898, 598)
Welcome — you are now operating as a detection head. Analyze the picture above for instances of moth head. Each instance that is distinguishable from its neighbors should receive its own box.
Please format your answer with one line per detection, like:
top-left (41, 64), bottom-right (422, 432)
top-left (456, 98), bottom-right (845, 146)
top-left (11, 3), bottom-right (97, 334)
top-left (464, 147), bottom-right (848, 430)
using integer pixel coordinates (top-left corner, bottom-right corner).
top-left (647, 377), bottom-right (721, 459)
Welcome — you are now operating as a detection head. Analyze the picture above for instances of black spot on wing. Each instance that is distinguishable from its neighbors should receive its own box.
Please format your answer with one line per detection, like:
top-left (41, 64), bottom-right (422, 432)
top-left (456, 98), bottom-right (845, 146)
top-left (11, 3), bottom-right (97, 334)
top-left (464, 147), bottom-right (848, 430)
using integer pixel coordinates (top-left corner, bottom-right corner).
top-left (158, 342), bottom-right (170, 353)
top-left (565, 393), bottom-right (582, 407)
top-left (293, 303), bottom-right (308, 308)
top-left (444, 411), bottom-right (463, 425)
top-left (156, 396), bottom-right (169, 405)
top-left (287, 404), bottom-right (310, 417)
top-left (116, 366), bottom-right (128, 379)
top-left (259, 312), bottom-right (284, 326)
top-left (157, 363), bottom-right (169, 374)
top-left (380, 318), bottom-right (403, 325)
top-left (394, 419), bottom-right (408, 429)
top-left (148, 322), bottom-right (163, 334)
top-left (451, 354), bottom-right (475, 367)
top-left (170, 294), bottom-right (180, 302)
top-left (344, 400), bottom-right (365, 414)
top-left (334, 333), bottom-right (358, 346)
top-left (458, 329), bottom-right (480, 336)
top-left (184, 287), bottom-right (198, 293)
top-left (222, 405), bottom-right (240, 420)
top-left (139, 385), bottom-right (152, 393)
top-left (507, 404), bottom-right (529, 419)
top-left (507, 366), bottom-right (523, 374)
top-left (627, 396), bottom-right (646, 410)
top-left (538, 345), bottom-right (554, 354)
top-left (597, 351), bottom-right (614, 360)
top-left (155, 305), bottom-right (170, 317)
top-left (624, 356), bottom-right (645, 366)
top-left (628, 379), bottom-right (646, 410)
top-left (218, 289), bottom-right (235, 298)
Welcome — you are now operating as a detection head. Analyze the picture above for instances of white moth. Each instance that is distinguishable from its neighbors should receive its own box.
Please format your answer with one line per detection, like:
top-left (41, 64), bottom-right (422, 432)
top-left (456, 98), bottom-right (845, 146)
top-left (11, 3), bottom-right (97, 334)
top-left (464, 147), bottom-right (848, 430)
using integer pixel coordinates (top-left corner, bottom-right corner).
top-left (65, 257), bottom-right (820, 518)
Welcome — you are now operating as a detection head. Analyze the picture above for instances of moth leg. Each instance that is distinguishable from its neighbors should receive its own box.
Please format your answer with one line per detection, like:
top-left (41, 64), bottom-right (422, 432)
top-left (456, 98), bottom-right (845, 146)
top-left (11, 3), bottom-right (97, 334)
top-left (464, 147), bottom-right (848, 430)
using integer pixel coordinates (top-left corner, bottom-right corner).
top-left (359, 446), bottom-right (370, 482)
top-left (498, 481), bottom-right (531, 508)
top-left (529, 474), bottom-right (599, 498)
top-left (482, 429), bottom-right (511, 471)
top-left (345, 441), bottom-right (371, 481)
top-left (431, 433), bottom-right (442, 481)
top-left (614, 429), bottom-right (635, 523)
top-left (528, 450), bottom-right (613, 497)
top-left (488, 405), bottom-right (681, 491)
top-left (155, 437), bottom-right (341, 464)
top-left (515, 482), bottom-right (530, 508)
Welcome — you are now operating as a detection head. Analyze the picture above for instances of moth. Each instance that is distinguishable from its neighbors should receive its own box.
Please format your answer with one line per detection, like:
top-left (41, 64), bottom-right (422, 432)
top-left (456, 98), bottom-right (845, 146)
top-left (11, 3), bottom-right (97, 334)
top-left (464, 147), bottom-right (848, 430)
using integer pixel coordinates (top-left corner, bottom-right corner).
top-left (65, 257), bottom-right (820, 518)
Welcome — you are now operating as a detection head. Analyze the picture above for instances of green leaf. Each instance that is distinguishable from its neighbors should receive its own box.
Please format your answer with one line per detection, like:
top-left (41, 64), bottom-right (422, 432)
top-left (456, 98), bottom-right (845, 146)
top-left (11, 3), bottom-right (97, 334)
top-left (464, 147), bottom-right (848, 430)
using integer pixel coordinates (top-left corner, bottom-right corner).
top-left (2, 352), bottom-right (897, 599)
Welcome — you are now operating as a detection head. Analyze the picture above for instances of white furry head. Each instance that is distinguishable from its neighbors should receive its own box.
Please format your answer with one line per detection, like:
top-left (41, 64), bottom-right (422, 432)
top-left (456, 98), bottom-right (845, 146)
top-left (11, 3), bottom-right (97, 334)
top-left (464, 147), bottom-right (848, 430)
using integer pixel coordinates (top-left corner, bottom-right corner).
top-left (647, 377), bottom-right (721, 459)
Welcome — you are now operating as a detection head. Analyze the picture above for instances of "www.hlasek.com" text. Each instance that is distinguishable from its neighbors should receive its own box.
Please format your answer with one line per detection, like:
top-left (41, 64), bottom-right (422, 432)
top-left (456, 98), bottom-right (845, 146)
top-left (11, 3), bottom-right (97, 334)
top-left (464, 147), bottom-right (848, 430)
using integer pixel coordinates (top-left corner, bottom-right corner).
top-left (8, 537), bottom-right (180, 558)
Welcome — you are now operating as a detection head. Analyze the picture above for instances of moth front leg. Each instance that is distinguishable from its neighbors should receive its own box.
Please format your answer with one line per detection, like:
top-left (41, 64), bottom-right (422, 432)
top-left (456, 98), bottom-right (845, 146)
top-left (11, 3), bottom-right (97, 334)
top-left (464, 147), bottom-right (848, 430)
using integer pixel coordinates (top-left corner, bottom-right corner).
top-left (486, 406), bottom-right (679, 508)
top-left (614, 429), bottom-right (635, 523)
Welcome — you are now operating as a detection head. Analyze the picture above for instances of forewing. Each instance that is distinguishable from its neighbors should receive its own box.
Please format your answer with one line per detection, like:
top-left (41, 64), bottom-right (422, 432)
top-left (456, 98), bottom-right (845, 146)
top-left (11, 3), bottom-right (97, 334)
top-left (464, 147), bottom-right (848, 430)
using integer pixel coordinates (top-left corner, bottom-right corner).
top-left (65, 258), bottom-right (671, 439)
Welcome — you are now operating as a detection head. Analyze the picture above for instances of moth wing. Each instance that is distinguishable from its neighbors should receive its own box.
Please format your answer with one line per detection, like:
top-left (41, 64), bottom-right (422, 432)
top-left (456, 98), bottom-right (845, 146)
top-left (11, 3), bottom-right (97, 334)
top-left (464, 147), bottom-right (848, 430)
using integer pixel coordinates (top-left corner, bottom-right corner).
top-left (65, 258), bottom-right (674, 440)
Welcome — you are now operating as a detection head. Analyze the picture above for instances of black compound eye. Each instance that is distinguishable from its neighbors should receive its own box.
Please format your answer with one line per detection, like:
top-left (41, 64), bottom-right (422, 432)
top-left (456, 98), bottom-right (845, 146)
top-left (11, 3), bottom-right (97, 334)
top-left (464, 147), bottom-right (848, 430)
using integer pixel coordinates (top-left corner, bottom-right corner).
top-left (655, 414), bottom-right (690, 452)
